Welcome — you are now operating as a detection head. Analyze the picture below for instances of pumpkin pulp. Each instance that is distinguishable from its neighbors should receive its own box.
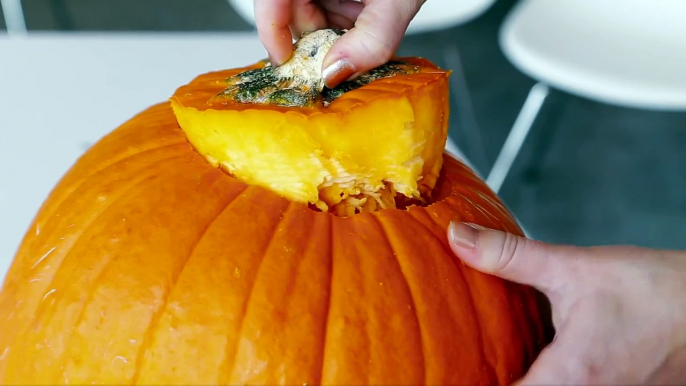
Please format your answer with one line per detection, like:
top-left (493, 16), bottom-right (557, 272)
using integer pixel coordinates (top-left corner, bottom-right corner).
top-left (171, 30), bottom-right (451, 217)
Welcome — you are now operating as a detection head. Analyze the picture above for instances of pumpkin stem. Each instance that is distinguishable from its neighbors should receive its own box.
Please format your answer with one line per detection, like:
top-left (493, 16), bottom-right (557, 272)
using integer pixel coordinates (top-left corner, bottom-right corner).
top-left (219, 29), bottom-right (420, 108)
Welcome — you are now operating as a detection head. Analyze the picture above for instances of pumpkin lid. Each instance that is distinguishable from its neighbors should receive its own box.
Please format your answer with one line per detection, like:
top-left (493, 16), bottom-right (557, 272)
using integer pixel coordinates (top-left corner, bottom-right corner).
top-left (170, 29), bottom-right (452, 217)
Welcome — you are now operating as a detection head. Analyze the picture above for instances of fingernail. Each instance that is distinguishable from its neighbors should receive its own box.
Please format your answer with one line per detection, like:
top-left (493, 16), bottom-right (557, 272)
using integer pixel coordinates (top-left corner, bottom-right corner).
top-left (448, 222), bottom-right (480, 249)
top-left (322, 59), bottom-right (355, 89)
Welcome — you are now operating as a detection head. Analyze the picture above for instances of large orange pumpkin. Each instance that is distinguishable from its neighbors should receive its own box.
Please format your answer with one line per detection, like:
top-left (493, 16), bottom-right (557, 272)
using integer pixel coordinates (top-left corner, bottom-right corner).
top-left (0, 30), bottom-right (552, 385)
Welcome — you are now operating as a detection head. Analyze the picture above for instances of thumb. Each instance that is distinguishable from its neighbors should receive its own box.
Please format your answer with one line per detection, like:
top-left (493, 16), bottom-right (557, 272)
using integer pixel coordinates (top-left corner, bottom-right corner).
top-left (321, 0), bottom-right (424, 88)
top-left (448, 222), bottom-right (578, 292)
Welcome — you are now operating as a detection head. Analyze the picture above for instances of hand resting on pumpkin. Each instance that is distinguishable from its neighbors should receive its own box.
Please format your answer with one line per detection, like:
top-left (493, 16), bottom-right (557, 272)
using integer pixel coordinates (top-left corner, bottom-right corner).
top-left (254, 0), bottom-right (425, 88)
top-left (449, 221), bottom-right (686, 385)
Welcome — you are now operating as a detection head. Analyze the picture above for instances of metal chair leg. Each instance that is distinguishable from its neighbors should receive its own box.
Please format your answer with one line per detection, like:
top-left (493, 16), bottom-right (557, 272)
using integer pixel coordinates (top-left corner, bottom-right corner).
top-left (1, 0), bottom-right (27, 35)
top-left (486, 82), bottom-right (549, 193)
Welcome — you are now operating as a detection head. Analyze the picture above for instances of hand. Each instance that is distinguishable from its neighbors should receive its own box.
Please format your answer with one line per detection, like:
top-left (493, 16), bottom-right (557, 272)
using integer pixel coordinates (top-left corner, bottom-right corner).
top-left (448, 222), bottom-right (686, 385)
top-left (254, 0), bottom-right (425, 88)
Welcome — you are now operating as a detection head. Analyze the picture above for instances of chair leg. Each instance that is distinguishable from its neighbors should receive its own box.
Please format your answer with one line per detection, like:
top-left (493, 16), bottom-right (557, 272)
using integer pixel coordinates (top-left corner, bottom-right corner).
top-left (486, 82), bottom-right (549, 194)
top-left (1, 0), bottom-right (27, 35)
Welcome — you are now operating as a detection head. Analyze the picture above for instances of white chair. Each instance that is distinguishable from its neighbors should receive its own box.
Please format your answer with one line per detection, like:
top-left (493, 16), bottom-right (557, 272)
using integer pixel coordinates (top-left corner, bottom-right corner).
top-left (486, 0), bottom-right (686, 193)
top-left (226, 0), bottom-right (497, 175)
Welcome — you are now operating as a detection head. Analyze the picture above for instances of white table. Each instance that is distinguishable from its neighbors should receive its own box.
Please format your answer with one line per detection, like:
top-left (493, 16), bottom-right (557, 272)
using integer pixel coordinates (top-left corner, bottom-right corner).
top-left (0, 32), bottom-right (267, 283)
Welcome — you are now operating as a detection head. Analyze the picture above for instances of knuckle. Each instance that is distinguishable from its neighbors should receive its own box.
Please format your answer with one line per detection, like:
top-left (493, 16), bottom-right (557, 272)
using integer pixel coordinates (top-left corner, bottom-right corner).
top-left (494, 233), bottom-right (550, 275)
top-left (496, 232), bottom-right (521, 272)
top-left (352, 11), bottom-right (399, 59)
top-left (362, 35), bottom-right (394, 61)
top-left (348, 29), bottom-right (394, 67)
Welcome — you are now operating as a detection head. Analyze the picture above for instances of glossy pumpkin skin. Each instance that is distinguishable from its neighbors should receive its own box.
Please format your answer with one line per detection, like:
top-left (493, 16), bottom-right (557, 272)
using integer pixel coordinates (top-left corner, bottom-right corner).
top-left (0, 104), bottom-right (551, 384)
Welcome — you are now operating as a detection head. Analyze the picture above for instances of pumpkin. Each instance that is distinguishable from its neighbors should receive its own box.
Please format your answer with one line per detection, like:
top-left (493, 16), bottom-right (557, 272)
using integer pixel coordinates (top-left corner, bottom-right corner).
top-left (0, 30), bottom-right (552, 385)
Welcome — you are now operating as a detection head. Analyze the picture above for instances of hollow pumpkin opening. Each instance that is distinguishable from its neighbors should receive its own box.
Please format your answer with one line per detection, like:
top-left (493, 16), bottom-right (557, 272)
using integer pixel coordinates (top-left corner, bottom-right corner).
top-left (171, 29), bottom-right (452, 217)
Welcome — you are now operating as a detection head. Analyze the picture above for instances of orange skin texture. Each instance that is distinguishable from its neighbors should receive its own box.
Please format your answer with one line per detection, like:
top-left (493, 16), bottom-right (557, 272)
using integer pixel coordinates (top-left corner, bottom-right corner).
top-left (0, 68), bottom-right (552, 384)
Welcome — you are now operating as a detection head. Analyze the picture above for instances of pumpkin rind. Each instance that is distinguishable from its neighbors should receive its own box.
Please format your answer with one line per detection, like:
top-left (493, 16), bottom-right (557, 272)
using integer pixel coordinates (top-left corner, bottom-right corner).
top-left (0, 100), bottom-right (551, 384)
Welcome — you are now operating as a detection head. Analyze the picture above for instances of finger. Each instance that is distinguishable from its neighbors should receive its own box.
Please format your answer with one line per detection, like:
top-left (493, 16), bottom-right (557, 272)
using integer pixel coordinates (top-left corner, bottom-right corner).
top-left (320, 0), bottom-right (362, 30)
top-left (326, 12), bottom-right (356, 30)
top-left (321, 0), bottom-right (424, 88)
top-left (290, 0), bottom-right (328, 38)
top-left (255, 0), bottom-right (294, 65)
top-left (447, 222), bottom-right (581, 292)
top-left (320, 0), bottom-right (364, 22)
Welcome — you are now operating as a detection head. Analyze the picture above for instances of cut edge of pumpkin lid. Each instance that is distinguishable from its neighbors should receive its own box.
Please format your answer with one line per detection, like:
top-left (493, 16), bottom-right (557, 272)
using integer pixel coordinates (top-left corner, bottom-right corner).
top-left (171, 29), bottom-right (453, 218)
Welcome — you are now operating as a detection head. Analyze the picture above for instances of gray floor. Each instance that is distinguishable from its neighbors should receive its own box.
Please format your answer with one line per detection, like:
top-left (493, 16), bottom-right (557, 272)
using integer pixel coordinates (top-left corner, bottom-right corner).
top-left (7, 0), bottom-right (686, 249)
